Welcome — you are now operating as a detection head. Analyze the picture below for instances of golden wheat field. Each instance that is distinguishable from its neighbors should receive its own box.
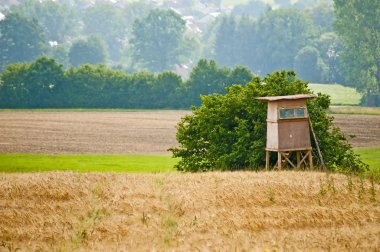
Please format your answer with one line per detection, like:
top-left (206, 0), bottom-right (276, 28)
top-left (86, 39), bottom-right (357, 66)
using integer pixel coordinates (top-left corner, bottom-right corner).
top-left (0, 171), bottom-right (379, 251)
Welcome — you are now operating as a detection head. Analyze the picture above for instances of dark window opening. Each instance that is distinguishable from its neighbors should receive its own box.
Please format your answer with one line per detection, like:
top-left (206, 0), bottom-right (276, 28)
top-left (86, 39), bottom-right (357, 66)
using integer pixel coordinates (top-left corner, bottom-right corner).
top-left (279, 107), bottom-right (306, 119)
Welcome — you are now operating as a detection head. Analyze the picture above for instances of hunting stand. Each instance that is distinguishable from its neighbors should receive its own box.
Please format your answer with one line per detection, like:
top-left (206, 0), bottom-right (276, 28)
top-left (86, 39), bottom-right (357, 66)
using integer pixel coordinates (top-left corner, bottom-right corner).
top-left (258, 94), bottom-right (317, 170)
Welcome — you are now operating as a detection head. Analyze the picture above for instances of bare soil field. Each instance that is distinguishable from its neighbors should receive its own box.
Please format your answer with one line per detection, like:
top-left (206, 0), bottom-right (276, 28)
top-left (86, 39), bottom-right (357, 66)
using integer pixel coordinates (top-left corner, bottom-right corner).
top-left (0, 111), bottom-right (189, 154)
top-left (0, 171), bottom-right (379, 251)
top-left (0, 111), bottom-right (379, 155)
top-left (333, 114), bottom-right (380, 148)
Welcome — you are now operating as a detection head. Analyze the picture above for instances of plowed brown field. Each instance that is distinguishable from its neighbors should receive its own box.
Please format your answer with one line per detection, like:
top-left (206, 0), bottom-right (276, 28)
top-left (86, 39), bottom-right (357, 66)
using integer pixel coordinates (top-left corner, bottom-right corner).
top-left (333, 114), bottom-right (380, 148)
top-left (0, 171), bottom-right (379, 251)
top-left (0, 111), bottom-right (189, 154)
top-left (0, 111), bottom-right (379, 154)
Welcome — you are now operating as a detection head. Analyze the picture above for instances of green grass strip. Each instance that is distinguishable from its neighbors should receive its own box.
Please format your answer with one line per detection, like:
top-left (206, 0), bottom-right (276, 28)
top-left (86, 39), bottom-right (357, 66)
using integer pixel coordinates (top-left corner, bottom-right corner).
top-left (0, 154), bottom-right (177, 173)
top-left (355, 148), bottom-right (380, 180)
top-left (1, 149), bottom-right (378, 179)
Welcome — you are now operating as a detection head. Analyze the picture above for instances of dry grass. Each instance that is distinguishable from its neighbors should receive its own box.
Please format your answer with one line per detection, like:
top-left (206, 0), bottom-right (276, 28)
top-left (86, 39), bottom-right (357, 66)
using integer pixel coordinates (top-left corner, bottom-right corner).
top-left (0, 171), bottom-right (379, 251)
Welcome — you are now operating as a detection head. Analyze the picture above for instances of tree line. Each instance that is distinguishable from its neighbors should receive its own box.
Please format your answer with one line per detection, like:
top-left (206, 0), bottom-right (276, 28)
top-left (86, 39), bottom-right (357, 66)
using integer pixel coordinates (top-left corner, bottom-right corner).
top-left (0, 57), bottom-right (253, 108)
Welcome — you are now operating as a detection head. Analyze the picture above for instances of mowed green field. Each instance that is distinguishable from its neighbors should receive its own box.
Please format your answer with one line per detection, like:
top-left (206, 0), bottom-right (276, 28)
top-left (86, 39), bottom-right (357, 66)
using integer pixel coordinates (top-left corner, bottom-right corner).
top-left (0, 154), bottom-right (177, 173)
top-left (309, 83), bottom-right (362, 105)
top-left (1, 149), bottom-right (379, 179)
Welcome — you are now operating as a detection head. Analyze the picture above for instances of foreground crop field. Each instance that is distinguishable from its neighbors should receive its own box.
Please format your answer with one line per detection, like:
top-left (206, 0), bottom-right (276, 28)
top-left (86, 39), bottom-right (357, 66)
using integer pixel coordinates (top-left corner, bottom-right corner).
top-left (0, 111), bottom-right (379, 156)
top-left (0, 172), bottom-right (379, 251)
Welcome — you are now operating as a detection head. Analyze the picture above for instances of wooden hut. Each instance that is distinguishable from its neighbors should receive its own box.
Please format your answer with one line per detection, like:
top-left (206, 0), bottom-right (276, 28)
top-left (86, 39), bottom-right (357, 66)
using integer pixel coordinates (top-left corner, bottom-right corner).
top-left (258, 94), bottom-right (316, 170)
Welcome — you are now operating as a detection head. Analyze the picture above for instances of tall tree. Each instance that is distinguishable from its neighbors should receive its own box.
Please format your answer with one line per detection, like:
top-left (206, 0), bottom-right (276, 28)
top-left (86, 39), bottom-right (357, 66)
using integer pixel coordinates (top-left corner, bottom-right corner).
top-left (215, 15), bottom-right (237, 67)
top-left (227, 65), bottom-right (254, 86)
top-left (294, 46), bottom-right (328, 83)
top-left (25, 57), bottom-right (65, 107)
top-left (130, 9), bottom-right (186, 72)
top-left (0, 62), bottom-right (30, 108)
top-left (48, 44), bottom-right (70, 68)
top-left (0, 13), bottom-right (46, 71)
top-left (121, 1), bottom-right (152, 38)
top-left (8, 0), bottom-right (77, 43)
top-left (185, 59), bottom-right (253, 107)
top-left (83, 4), bottom-right (124, 61)
top-left (152, 71), bottom-right (183, 108)
top-left (68, 36), bottom-right (107, 67)
top-left (316, 32), bottom-right (345, 84)
top-left (255, 9), bottom-right (316, 75)
top-left (334, 0), bottom-right (380, 106)
top-left (307, 3), bottom-right (335, 33)
top-left (186, 59), bottom-right (230, 106)
top-left (231, 0), bottom-right (269, 18)
top-left (234, 16), bottom-right (257, 71)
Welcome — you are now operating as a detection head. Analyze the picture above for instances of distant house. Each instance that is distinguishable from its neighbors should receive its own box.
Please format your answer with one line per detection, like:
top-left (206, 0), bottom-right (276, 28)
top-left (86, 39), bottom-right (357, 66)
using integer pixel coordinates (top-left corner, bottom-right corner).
top-left (182, 16), bottom-right (202, 34)
top-left (175, 64), bottom-right (191, 80)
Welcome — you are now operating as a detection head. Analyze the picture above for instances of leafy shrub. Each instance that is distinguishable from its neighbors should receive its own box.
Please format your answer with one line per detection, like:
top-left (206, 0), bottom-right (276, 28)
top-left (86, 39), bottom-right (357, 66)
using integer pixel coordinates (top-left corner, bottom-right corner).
top-left (169, 70), bottom-right (368, 173)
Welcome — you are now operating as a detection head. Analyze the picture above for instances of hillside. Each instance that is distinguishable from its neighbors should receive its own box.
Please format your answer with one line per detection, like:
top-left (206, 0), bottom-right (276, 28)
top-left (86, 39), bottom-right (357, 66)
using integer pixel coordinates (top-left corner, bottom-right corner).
top-left (1, 171), bottom-right (379, 251)
top-left (309, 83), bottom-right (362, 105)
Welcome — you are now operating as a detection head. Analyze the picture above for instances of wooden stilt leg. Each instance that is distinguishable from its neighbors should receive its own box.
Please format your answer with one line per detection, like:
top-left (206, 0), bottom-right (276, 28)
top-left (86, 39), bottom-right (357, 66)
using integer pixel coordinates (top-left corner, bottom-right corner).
top-left (278, 152), bottom-right (282, 170)
top-left (281, 152), bottom-right (296, 168)
top-left (296, 151), bottom-right (300, 170)
top-left (308, 150), bottom-right (313, 171)
top-left (266, 151), bottom-right (270, 171)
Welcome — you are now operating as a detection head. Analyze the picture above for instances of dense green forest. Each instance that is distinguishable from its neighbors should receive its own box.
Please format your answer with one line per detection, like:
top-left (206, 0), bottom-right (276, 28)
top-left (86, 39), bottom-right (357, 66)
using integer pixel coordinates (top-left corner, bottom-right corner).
top-left (0, 0), bottom-right (379, 106)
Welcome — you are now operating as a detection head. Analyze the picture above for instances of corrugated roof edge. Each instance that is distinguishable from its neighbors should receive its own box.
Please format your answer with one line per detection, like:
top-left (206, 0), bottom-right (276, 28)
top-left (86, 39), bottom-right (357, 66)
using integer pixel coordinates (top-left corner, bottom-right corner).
top-left (257, 94), bottom-right (317, 102)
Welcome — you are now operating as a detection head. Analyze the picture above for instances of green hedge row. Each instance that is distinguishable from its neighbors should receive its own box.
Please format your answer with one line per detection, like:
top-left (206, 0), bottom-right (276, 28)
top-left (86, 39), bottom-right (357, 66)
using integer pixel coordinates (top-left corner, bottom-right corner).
top-left (0, 57), bottom-right (253, 109)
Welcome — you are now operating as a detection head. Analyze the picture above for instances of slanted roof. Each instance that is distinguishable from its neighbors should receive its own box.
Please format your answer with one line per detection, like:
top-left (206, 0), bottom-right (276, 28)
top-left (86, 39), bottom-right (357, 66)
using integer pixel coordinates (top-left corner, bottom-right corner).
top-left (257, 94), bottom-right (316, 102)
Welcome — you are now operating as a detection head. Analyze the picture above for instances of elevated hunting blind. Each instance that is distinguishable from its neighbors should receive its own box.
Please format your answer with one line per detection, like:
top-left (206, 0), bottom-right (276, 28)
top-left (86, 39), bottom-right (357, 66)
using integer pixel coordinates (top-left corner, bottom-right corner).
top-left (258, 94), bottom-right (316, 170)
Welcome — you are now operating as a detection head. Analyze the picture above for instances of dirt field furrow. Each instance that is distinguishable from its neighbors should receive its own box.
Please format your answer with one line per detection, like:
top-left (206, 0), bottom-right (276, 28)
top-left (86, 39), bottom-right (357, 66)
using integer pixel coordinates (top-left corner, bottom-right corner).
top-left (0, 111), bottom-right (379, 154)
top-left (332, 114), bottom-right (380, 148)
top-left (0, 111), bottom-right (189, 154)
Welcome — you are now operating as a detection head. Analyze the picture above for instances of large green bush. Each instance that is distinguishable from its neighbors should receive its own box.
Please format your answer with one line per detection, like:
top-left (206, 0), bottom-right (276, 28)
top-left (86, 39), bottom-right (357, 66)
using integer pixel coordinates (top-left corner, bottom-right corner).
top-left (169, 71), bottom-right (368, 173)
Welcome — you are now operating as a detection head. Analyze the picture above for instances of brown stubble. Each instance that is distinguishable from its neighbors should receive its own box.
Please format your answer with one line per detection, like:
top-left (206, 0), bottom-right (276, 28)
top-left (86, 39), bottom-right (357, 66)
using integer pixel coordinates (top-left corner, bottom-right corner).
top-left (0, 171), bottom-right (379, 251)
